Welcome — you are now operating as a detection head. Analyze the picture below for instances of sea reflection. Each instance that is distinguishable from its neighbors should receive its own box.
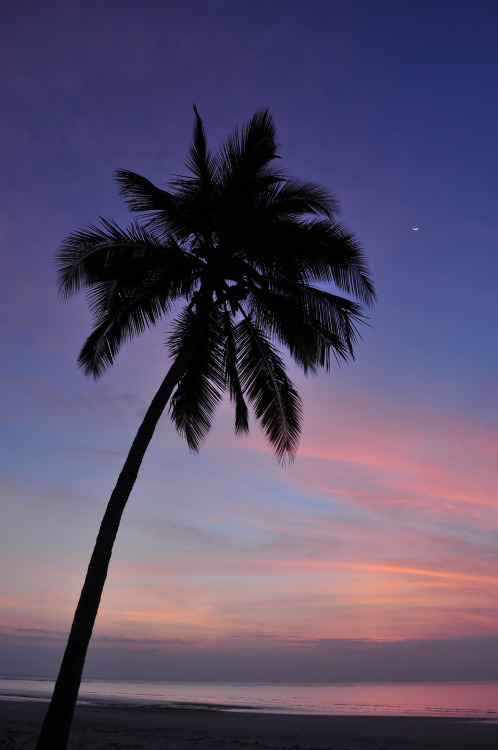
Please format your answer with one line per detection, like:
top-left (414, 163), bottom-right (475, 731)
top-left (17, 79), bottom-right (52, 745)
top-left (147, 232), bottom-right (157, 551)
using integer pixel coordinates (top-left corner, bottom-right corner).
top-left (0, 678), bottom-right (496, 718)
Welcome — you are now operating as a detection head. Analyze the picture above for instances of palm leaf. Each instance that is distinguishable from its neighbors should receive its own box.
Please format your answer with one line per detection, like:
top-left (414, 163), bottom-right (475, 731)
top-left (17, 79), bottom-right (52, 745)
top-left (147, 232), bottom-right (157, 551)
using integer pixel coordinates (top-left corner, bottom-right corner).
top-left (269, 177), bottom-right (339, 219)
top-left (247, 283), bottom-right (355, 372)
top-left (115, 170), bottom-right (174, 214)
top-left (213, 110), bottom-right (284, 240)
top-left (184, 105), bottom-right (215, 186)
top-left (234, 316), bottom-right (302, 462)
top-left (57, 218), bottom-right (203, 297)
top-left (78, 265), bottom-right (186, 378)
top-left (56, 219), bottom-right (169, 298)
top-left (167, 307), bottom-right (226, 452)
top-left (115, 170), bottom-right (195, 243)
top-left (254, 280), bottom-right (364, 350)
top-left (241, 217), bottom-right (376, 306)
top-left (216, 108), bottom-right (279, 182)
top-left (221, 305), bottom-right (249, 434)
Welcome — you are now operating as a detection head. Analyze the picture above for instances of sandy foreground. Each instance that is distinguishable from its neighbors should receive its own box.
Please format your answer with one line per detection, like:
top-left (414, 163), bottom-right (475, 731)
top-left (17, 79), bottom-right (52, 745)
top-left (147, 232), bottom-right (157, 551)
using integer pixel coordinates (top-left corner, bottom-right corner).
top-left (0, 699), bottom-right (497, 750)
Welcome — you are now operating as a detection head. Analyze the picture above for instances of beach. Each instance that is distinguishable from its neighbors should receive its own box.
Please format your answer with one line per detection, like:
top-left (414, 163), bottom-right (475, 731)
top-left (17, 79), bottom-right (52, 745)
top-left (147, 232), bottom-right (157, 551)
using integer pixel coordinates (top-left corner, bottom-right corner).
top-left (1, 699), bottom-right (497, 750)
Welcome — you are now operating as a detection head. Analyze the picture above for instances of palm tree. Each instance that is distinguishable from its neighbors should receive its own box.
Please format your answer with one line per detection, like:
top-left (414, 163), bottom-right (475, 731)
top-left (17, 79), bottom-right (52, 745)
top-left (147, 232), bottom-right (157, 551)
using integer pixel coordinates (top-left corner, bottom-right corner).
top-left (35, 107), bottom-right (375, 749)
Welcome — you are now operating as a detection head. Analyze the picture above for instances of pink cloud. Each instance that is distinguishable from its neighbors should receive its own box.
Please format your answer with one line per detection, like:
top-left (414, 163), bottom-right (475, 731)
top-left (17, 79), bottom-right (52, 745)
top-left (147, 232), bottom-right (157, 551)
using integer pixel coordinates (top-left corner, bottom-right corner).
top-left (4, 378), bottom-right (497, 650)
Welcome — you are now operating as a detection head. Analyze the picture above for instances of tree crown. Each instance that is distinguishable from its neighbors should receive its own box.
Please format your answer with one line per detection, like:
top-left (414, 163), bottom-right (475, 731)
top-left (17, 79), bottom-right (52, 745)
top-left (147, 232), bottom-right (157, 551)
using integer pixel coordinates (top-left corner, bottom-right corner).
top-left (56, 108), bottom-right (375, 462)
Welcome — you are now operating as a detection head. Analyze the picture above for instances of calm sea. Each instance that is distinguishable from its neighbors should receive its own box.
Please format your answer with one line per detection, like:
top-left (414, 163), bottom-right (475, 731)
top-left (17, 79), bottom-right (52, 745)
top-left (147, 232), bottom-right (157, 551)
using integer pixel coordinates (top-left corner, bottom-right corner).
top-left (0, 677), bottom-right (497, 718)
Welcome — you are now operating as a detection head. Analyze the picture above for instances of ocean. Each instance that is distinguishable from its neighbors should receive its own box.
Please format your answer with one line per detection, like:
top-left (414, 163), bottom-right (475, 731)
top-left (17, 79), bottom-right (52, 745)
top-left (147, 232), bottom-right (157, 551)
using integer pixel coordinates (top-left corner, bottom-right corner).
top-left (0, 677), bottom-right (497, 718)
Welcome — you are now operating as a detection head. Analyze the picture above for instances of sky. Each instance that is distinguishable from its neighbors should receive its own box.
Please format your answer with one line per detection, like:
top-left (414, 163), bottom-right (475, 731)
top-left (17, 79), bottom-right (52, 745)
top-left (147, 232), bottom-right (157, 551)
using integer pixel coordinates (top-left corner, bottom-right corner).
top-left (1, 0), bottom-right (498, 682)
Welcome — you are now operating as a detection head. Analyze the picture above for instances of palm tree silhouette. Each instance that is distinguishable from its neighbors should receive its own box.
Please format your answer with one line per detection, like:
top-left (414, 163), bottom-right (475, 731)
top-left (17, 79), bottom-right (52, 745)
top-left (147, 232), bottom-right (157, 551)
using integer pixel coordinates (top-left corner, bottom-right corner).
top-left (36, 108), bottom-right (375, 749)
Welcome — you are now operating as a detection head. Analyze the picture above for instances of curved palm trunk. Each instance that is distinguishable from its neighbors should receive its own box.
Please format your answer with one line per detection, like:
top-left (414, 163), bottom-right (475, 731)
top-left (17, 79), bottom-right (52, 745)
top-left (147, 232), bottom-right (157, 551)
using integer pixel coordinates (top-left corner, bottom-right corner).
top-left (36, 307), bottom-right (210, 750)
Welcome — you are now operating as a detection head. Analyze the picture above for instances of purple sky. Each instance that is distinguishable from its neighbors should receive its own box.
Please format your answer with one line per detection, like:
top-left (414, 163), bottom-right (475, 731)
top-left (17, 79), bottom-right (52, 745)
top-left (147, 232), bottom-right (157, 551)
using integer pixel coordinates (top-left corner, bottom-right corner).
top-left (1, 0), bottom-right (498, 681)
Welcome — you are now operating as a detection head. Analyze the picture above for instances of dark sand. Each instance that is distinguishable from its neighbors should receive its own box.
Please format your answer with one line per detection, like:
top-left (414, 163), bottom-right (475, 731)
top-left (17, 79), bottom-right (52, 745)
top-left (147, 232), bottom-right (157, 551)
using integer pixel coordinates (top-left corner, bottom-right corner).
top-left (1, 699), bottom-right (497, 749)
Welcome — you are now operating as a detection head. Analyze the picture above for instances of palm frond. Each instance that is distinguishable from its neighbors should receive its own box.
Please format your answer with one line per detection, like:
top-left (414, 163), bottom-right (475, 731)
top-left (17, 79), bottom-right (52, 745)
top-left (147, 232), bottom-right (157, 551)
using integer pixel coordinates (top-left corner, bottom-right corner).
top-left (255, 280), bottom-right (364, 348)
top-left (185, 105), bottom-right (215, 185)
top-left (167, 307), bottom-right (226, 452)
top-left (115, 170), bottom-right (195, 242)
top-left (213, 110), bottom-right (285, 225)
top-left (164, 106), bottom-right (220, 245)
top-left (78, 246), bottom-right (204, 378)
top-left (78, 276), bottom-right (173, 378)
top-left (58, 218), bottom-right (203, 298)
top-left (234, 316), bottom-right (302, 463)
top-left (217, 108), bottom-right (278, 179)
top-left (221, 305), bottom-right (249, 434)
top-left (313, 221), bottom-right (376, 306)
top-left (55, 218), bottom-right (172, 298)
top-left (247, 282), bottom-right (359, 372)
top-left (241, 217), bottom-right (376, 306)
top-left (270, 178), bottom-right (339, 219)
top-left (115, 170), bottom-right (174, 214)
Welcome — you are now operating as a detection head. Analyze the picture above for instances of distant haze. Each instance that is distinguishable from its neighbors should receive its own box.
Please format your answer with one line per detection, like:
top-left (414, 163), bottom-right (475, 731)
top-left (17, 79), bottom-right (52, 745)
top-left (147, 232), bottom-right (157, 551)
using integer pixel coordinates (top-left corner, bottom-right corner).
top-left (2, 634), bottom-right (498, 683)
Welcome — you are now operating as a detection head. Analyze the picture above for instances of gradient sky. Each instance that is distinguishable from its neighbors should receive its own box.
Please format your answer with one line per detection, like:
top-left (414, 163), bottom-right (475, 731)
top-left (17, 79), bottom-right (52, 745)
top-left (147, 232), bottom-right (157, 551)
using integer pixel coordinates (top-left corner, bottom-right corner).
top-left (1, 0), bottom-right (498, 682)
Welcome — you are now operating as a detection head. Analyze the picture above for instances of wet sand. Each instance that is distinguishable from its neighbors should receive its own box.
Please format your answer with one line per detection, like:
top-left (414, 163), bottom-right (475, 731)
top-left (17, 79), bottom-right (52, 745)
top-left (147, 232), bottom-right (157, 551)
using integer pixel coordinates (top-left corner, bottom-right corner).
top-left (1, 698), bottom-right (497, 749)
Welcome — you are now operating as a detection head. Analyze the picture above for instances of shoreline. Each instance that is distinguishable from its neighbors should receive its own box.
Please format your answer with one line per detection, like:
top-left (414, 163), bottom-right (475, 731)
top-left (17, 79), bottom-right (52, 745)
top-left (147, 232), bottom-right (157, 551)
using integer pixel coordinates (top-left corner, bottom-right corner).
top-left (1, 698), bottom-right (497, 749)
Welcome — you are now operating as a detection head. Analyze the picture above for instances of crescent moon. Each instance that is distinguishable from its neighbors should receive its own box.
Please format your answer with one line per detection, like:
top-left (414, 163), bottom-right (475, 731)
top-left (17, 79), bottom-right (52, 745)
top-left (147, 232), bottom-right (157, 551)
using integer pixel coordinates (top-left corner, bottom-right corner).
top-left (413, 227), bottom-right (419, 231)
